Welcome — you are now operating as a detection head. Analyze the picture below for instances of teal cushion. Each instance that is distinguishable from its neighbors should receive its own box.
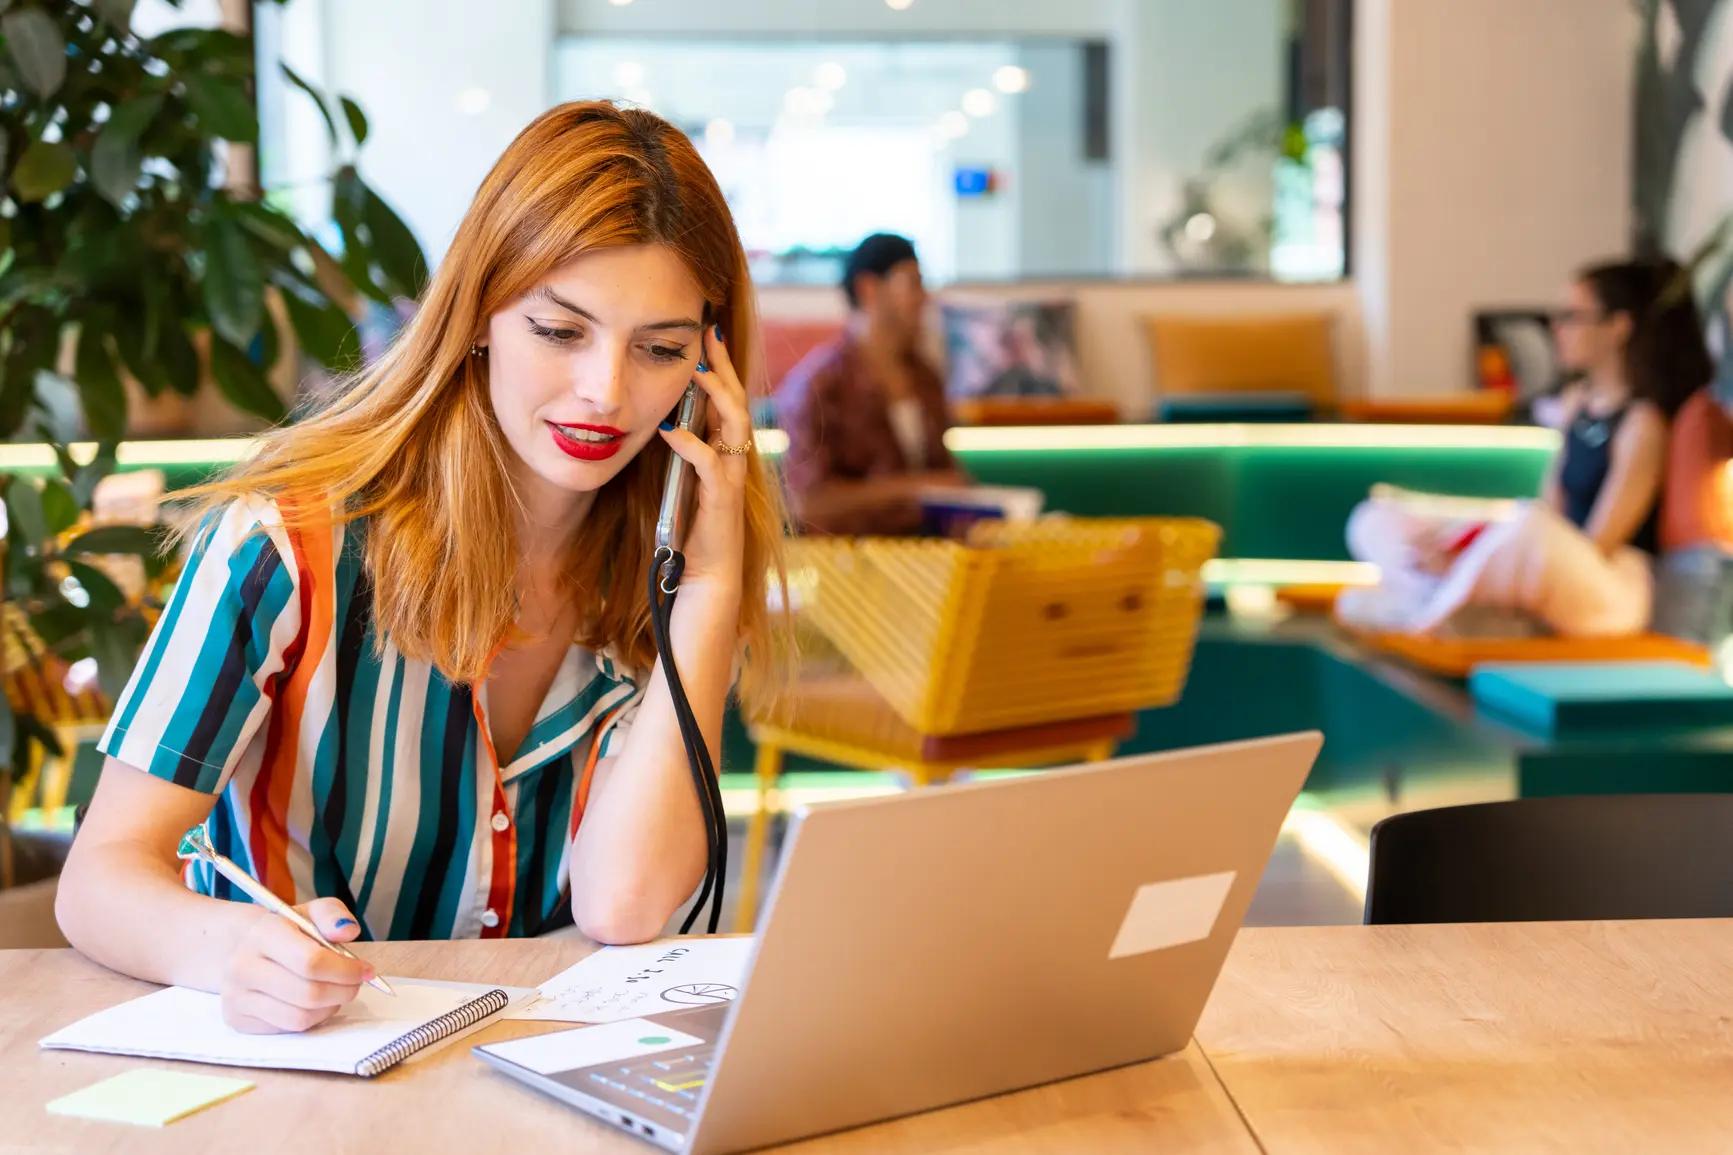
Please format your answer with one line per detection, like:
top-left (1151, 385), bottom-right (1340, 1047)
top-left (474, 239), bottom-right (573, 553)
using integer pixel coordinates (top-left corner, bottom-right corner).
top-left (1469, 661), bottom-right (1733, 736)
top-left (1156, 392), bottom-right (1314, 424)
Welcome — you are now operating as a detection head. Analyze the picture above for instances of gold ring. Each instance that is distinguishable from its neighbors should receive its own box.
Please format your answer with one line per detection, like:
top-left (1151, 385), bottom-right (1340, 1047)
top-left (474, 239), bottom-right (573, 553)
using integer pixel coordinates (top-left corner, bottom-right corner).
top-left (712, 439), bottom-right (752, 456)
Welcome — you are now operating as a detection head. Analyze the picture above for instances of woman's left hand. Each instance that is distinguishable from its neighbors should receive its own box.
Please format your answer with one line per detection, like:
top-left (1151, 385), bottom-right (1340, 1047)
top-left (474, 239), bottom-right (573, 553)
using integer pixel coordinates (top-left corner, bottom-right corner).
top-left (661, 324), bottom-right (751, 592)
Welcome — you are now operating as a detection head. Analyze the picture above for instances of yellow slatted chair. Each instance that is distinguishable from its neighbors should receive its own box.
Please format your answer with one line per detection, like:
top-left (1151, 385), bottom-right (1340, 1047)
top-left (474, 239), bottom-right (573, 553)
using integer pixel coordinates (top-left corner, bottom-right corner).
top-left (739, 518), bottom-right (1220, 929)
top-left (1, 603), bottom-right (111, 825)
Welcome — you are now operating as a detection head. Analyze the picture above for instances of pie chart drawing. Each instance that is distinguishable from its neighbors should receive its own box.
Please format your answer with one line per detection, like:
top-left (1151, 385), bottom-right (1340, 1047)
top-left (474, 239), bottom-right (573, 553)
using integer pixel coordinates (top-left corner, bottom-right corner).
top-left (661, 983), bottom-right (739, 1006)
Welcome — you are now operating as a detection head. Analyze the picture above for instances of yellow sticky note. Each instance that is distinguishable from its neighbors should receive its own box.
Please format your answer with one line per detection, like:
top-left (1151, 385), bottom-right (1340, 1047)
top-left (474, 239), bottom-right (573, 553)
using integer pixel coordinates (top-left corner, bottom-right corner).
top-left (47, 1069), bottom-right (254, 1127)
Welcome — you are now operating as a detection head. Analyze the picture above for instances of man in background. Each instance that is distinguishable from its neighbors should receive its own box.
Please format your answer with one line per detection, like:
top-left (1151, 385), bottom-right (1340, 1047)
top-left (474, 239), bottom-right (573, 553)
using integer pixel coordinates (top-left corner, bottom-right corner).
top-left (777, 233), bottom-right (964, 535)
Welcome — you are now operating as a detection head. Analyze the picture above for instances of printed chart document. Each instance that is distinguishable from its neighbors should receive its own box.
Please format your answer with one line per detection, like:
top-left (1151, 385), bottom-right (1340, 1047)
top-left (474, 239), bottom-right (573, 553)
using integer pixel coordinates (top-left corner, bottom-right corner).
top-left (510, 936), bottom-right (755, 1024)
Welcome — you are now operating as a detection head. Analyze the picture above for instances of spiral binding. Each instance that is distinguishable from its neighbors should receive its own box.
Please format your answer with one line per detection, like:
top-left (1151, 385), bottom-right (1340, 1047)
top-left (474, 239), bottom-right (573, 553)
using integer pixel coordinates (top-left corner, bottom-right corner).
top-left (354, 988), bottom-right (510, 1077)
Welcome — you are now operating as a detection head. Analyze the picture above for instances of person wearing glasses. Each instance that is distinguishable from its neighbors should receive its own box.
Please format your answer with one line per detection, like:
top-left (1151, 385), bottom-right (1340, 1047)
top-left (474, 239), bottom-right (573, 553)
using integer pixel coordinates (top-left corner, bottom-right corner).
top-left (1339, 257), bottom-right (1712, 637)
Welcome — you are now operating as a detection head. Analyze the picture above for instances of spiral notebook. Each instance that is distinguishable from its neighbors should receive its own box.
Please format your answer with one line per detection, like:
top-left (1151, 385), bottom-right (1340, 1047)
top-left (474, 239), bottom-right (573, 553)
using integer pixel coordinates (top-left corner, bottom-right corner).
top-left (41, 978), bottom-right (532, 1078)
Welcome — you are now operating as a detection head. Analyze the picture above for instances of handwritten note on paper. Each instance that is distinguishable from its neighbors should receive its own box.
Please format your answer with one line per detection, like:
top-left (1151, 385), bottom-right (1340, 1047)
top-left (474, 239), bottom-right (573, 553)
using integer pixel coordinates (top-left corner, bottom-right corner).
top-left (509, 937), bottom-right (756, 1024)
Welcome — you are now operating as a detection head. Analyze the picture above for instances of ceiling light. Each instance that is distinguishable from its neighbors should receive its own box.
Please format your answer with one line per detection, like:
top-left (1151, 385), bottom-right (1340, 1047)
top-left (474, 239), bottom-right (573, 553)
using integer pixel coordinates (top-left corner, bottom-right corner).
top-left (784, 86), bottom-right (833, 117)
top-left (814, 61), bottom-right (846, 91)
top-left (962, 88), bottom-right (997, 117)
top-left (993, 65), bottom-right (1030, 94)
top-left (455, 86), bottom-right (490, 115)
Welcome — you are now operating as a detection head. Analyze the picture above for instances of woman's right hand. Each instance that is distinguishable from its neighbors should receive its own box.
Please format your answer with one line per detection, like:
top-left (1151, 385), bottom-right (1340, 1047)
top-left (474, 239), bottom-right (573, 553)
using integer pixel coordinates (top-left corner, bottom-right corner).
top-left (220, 898), bottom-right (374, 1034)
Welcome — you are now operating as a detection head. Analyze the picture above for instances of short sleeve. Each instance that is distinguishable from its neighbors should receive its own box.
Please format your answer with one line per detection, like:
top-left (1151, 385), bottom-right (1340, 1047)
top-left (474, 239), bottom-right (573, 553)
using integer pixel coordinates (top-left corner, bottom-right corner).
top-left (596, 692), bottom-right (643, 759)
top-left (98, 498), bottom-right (303, 794)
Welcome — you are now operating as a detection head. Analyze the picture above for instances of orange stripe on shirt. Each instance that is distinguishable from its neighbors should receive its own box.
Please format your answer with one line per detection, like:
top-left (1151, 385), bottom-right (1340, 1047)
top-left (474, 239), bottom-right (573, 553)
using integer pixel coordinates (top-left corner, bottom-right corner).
top-left (248, 501), bottom-right (335, 900)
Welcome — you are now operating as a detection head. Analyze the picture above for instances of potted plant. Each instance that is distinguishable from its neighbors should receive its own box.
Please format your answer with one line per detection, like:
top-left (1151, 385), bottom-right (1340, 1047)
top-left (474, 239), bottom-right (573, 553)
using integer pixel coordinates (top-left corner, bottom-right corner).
top-left (0, 0), bottom-right (425, 936)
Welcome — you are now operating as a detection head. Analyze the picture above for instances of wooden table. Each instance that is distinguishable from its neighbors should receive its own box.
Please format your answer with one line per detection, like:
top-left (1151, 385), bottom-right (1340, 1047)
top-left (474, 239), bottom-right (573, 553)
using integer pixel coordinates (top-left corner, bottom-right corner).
top-left (2, 938), bottom-right (1256, 1155)
top-left (1198, 920), bottom-right (1733, 1153)
top-left (8, 921), bottom-right (1733, 1153)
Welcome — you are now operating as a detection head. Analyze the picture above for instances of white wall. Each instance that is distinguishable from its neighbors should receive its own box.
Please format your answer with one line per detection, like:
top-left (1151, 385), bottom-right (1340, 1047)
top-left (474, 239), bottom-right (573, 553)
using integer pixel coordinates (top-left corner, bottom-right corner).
top-left (299, 0), bottom-right (555, 262)
top-left (561, 0), bottom-right (1289, 280)
top-left (1355, 0), bottom-right (1637, 395)
top-left (1112, 0), bottom-right (1286, 275)
top-left (558, 0), bottom-right (1114, 37)
top-left (273, 0), bottom-right (1640, 405)
top-left (1014, 41), bottom-right (1114, 277)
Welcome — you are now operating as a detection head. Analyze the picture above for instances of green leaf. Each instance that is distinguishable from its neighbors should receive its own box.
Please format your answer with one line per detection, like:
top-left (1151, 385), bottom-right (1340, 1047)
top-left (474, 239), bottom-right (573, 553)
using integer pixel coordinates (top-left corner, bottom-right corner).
top-left (0, 694), bottom-right (15, 773)
top-left (40, 478), bottom-right (78, 535)
top-left (281, 287), bottom-right (359, 373)
top-left (16, 711), bottom-right (64, 763)
top-left (208, 332), bottom-right (285, 423)
top-left (106, 92), bottom-right (165, 141)
top-left (66, 524), bottom-right (156, 556)
top-left (17, 714), bottom-right (65, 760)
top-left (41, 430), bottom-right (79, 484)
top-left (150, 27), bottom-right (251, 74)
top-left (157, 314), bottom-right (200, 395)
top-left (113, 308), bottom-right (169, 397)
top-left (90, 132), bottom-right (141, 208)
top-left (180, 73), bottom-right (258, 143)
top-left (91, 0), bottom-right (135, 32)
top-left (201, 209), bottom-right (263, 347)
top-left (92, 621), bottom-right (137, 702)
top-left (71, 448), bottom-right (117, 508)
top-left (234, 201), bottom-right (305, 252)
top-left (332, 167), bottom-right (389, 306)
top-left (340, 96), bottom-right (368, 147)
top-left (362, 187), bottom-right (426, 299)
top-left (280, 62), bottom-right (339, 150)
top-left (258, 302), bottom-right (281, 372)
top-left (3, 7), bottom-right (67, 101)
top-left (75, 325), bottom-right (127, 441)
top-left (90, 94), bottom-right (163, 208)
top-left (67, 559), bottom-right (126, 615)
top-left (5, 478), bottom-right (48, 548)
top-left (5, 536), bottom-right (34, 597)
top-left (11, 140), bottom-right (77, 203)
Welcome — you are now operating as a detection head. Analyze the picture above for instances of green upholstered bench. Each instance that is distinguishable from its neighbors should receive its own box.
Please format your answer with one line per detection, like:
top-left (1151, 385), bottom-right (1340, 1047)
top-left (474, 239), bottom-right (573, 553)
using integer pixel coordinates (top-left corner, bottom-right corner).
top-left (1155, 392), bottom-right (1315, 424)
top-left (1469, 661), bottom-right (1733, 738)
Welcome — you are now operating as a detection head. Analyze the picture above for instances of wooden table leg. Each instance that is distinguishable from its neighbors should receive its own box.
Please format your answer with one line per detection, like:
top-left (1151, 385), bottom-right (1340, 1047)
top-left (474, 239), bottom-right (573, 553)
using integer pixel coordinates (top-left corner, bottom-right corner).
top-left (735, 741), bottom-right (784, 933)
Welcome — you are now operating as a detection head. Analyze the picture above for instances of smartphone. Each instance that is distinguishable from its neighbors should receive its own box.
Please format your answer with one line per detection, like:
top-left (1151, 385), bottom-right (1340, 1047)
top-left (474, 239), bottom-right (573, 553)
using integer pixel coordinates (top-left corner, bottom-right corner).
top-left (655, 381), bottom-right (708, 556)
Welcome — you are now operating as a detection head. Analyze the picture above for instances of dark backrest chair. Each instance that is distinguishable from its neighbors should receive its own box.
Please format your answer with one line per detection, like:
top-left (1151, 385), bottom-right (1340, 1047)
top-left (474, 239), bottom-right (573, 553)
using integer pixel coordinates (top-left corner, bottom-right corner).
top-left (1364, 794), bottom-right (1733, 925)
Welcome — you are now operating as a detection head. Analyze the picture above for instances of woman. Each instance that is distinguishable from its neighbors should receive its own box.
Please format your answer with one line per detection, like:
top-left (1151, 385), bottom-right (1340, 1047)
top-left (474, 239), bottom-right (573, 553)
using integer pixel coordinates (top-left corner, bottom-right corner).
top-left (55, 102), bottom-right (785, 1033)
top-left (1340, 258), bottom-right (1712, 637)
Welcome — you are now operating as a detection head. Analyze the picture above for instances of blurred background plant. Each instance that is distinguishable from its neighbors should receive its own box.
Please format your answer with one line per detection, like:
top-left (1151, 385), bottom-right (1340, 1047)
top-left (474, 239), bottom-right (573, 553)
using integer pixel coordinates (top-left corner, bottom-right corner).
top-left (0, 0), bottom-right (426, 875)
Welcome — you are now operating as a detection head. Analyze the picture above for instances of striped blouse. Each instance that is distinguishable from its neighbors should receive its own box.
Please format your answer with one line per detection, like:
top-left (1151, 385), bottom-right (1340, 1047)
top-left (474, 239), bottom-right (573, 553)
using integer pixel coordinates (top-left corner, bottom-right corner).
top-left (98, 497), bottom-right (644, 940)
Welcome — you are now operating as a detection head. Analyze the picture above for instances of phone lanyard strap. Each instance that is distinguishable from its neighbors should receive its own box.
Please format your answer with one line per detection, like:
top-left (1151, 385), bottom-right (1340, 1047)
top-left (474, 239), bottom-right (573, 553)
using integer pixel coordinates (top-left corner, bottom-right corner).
top-left (649, 546), bottom-right (729, 934)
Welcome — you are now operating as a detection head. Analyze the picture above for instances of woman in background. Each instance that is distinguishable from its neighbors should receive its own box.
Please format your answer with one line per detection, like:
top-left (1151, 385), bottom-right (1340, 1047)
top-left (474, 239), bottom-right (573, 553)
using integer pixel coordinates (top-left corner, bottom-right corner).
top-left (1340, 258), bottom-right (1712, 637)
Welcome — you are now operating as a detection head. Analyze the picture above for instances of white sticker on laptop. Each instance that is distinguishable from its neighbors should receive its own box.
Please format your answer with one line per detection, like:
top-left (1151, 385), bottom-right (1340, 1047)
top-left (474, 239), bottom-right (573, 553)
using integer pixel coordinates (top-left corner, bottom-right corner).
top-left (480, 1018), bottom-right (706, 1076)
top-left (1108, 871), bottom-right (1238, 960)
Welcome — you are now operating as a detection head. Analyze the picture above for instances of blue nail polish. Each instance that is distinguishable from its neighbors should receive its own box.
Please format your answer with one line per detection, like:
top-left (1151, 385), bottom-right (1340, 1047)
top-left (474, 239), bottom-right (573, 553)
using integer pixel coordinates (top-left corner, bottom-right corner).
top-left (714, 324), bottom-right (724, 342)
top-left (335, 918), bottom-right (356, 929)
top-left (695, 360), bottom-right (708, 373)
top-left (659, 419), bottom-right (675, 431)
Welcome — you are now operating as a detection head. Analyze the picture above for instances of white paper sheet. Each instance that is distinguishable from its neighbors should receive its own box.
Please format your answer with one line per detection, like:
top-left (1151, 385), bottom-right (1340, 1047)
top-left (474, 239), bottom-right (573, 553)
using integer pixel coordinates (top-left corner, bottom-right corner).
top-left (39, 979), bottom-right (523, 1074)
top-left (510, 937), bottom-right (755, 1024)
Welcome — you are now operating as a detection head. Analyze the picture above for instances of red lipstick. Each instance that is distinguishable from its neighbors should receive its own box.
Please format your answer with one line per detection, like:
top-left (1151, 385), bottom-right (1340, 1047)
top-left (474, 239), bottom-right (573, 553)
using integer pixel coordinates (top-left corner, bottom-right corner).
top-left (548, 421), bottom-right (626, 461)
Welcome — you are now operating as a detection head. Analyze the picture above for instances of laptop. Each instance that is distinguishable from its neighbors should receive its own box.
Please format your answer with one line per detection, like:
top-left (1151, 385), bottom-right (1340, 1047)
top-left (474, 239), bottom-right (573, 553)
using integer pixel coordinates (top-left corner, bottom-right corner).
top-left (475, 732), bottom-right (1323, 1154)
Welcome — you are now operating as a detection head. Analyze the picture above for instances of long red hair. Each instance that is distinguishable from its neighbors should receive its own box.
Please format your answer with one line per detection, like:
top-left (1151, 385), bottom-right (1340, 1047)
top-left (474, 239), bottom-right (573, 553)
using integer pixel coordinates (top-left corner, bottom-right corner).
top-left (186, 102), bottom-right (787, 700)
